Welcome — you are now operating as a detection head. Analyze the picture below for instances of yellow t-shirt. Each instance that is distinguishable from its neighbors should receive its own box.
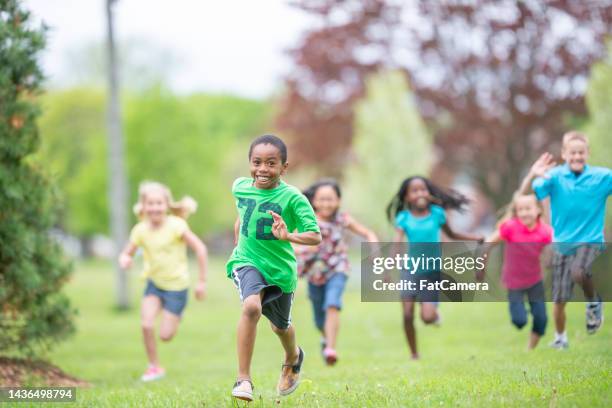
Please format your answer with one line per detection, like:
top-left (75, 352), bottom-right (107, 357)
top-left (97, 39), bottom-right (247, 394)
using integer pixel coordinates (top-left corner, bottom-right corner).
top-left (129, 215), bottom-right (190, 291)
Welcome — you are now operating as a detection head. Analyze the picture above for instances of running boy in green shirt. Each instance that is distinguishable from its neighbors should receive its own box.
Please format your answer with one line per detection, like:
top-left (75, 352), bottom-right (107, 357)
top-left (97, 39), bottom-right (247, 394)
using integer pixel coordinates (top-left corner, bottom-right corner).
top-left (227, 135), bottom-right (321, 402)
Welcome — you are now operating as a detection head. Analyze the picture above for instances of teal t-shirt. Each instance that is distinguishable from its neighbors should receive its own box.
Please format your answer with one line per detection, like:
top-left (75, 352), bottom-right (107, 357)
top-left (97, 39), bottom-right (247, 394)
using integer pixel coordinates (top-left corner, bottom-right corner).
top-left (532, 164), bottom-right (611, 254)
top-left (395, 204), bottom-right (446, 273)
top-left (226, 177), bottom-right (320, 293)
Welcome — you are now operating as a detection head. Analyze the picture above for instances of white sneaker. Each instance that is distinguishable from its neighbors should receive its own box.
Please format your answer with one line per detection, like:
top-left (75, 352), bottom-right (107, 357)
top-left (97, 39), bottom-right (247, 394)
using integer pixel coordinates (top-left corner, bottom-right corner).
top-left (232, 379), bottom-right (254, 402)
top-left (586, 299), bottom-right (603, 334)
top-left (548, 338), bottom-right (569, 350)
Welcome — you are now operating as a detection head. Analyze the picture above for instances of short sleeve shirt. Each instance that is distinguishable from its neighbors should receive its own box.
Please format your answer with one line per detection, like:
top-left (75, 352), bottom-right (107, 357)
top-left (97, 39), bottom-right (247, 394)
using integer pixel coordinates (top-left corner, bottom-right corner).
top-left (226, 177), bottom-right (320, 293)
top-left (499, 217), bottom-right (552, 289)
top-left (532, 164), bottom-right (611, 253)
top-left (395, 204), bottom-right (446, 273)
top-left (130, 215), bottom-right (189, 290)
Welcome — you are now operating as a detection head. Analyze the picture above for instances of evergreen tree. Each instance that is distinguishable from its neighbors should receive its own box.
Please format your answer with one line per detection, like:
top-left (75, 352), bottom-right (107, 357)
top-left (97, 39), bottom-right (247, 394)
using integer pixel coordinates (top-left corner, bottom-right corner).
top-left (0, 0), bottom-right (75, 356)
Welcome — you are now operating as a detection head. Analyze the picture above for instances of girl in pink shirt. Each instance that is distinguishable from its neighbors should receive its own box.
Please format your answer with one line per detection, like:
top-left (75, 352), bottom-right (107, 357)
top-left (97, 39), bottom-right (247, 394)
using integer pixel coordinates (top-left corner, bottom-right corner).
top-left (480, 194), bottom-right (552, 349)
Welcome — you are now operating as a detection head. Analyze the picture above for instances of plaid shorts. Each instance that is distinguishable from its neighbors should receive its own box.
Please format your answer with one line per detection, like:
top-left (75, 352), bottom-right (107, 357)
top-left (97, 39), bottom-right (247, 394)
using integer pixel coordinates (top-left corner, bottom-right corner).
top-left (552, 245), bottom-right (602, 302)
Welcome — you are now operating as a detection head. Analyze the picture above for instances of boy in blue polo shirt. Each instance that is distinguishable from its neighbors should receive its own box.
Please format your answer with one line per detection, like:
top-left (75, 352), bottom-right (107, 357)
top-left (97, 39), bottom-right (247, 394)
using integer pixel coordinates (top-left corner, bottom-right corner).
top-left (520, 131), bottom-right (611, 349)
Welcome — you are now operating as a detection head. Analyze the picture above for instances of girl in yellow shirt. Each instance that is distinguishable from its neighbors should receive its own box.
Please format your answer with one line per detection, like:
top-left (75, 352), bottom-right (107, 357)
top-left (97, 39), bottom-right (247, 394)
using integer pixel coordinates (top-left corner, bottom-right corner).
top-left (119, 181), bottom-right (208, 382)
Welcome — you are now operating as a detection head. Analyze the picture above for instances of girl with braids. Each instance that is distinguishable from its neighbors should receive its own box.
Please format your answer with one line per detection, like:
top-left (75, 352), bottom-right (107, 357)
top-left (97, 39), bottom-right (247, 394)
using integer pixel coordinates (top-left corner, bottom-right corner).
top-left (387, 176), bottom-right (483, 360)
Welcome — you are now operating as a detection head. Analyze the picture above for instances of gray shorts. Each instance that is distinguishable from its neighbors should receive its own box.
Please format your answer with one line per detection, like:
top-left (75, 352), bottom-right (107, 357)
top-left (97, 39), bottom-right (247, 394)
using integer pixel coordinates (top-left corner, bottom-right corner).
top-left (232, 265), bottom-right (294, 330)
top-left (552, 245), bottom-right (602, 302)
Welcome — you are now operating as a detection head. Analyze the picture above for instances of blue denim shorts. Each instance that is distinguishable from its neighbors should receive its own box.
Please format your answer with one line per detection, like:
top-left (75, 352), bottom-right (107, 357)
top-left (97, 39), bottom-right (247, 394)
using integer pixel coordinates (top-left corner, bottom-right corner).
top-left (307, 273), bottom-right (348, 331)
top-left (144, 279), bottom-right (188, 316)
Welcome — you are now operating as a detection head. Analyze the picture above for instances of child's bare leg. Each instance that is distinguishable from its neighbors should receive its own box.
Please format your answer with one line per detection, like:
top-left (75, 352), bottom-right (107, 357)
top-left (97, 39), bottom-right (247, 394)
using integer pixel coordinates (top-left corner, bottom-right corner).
top-left (580, 275), bottom-right (595, 300)
top-left (528, 332), bottom-right (541, 350)
top-left (159, 310), bottom-right (181, 342)
top-left (324, 307), bottom-right (340, 349)
top-left (571, 266), bottom-right (596, 299)
top-left (402, 301), bottom-right (418, 358)
top-left (141, 295), bottom-right (162, 366)
top-left (270, 323), bottom-right (300, 364)
top-left (553, 302), bottom-right (566, 334)
top-left (420, 302), bottom-right (439, 324)
top-left (237, 294), bottom-right (262, 380)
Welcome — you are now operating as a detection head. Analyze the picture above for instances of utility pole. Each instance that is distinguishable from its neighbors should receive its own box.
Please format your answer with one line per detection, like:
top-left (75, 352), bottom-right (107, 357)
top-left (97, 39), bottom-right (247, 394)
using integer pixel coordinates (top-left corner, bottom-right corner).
top-left (105, 0), bottom-right (129, 309)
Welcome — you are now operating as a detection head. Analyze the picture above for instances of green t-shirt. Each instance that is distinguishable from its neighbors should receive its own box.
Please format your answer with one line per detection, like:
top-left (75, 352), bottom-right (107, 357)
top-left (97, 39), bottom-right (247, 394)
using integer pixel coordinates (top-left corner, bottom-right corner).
top-left (226, 177), bottom-right (320, 293)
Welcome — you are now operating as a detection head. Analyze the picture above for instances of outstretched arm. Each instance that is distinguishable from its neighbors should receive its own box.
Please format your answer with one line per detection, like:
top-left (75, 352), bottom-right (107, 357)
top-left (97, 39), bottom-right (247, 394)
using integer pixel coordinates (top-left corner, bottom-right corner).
top-left (475, 230), bottom-right (502, 281)
top-left (442, 223), bottom-right (484, 242)
top-left (346, 214), bottom-right (378, 242)
top-left (518, 152), bottom-right (556, 195)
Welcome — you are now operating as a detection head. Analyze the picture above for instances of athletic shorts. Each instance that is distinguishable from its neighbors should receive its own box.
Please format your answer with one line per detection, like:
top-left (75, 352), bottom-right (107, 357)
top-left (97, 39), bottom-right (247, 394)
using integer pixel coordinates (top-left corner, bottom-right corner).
top-left (552, 245), bottom-right (602, 302)
top-left (400, 271), bottom-right (440, 303)
top-left (232, 265), bottom-right (294, 330)
top-left (144, 279), bottom-right (188, 316)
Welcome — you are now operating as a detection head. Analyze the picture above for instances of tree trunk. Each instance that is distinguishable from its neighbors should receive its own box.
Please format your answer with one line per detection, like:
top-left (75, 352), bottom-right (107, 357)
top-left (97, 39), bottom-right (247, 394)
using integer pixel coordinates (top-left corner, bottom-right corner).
top-left (105, 0), bottom-right (129, 309)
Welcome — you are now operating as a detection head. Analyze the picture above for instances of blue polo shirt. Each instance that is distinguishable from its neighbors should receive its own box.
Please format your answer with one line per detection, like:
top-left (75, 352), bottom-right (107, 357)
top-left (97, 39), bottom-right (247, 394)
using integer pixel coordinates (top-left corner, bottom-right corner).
top-left (532, 164), bottom-right (611, 252)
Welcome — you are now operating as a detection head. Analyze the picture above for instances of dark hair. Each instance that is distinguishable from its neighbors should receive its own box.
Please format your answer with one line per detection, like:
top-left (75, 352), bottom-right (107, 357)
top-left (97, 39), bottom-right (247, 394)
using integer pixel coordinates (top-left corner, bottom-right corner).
top-left (386, 176), bottom-right (469, 223)
top-left (303, 179), bottom-right (342, 213)
top-left (248, 134), bottom-right (288, 163)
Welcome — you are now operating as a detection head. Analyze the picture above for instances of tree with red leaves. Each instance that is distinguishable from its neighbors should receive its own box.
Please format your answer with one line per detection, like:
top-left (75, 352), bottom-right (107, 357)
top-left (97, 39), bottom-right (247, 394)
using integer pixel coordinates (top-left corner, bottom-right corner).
top-left (279, 0), bottom-right (612, 205)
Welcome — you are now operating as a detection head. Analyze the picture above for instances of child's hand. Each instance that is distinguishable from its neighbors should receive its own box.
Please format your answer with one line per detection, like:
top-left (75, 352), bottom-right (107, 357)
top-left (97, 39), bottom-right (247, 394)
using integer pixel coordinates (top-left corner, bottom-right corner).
top-left (195, 281), bottom-right (207, 301)
top-left (530, 152), bottom-right (556, 178)
top-left (269, 211), bottom-right (289, 241)
top-left (118, 253), bottom-right (132, 269)
top-left (475, 268), bottom-right (486, 282)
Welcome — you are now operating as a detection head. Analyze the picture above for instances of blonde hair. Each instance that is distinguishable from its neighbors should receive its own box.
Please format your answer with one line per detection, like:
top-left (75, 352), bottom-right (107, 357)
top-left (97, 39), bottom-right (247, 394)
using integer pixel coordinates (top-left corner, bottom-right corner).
top-left (133, 181), bottom-right (197, 220)
top-left (496, 192), bottom-right (542, 230)
top-left (562, 131), bottom-right (589, 148)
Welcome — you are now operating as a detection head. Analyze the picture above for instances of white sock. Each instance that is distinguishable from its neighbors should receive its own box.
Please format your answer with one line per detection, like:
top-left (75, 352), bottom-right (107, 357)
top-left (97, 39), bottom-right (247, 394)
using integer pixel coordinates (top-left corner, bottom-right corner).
top-left (555, 331), bottom-right (567, 342)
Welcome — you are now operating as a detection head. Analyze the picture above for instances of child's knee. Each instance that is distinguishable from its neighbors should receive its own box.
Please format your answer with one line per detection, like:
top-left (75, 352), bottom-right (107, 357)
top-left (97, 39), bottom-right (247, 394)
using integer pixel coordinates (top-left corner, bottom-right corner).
top-left (570, 267), bottom-right (586, 284)
top-left (326, 305), bottom-right (340, 313)
top-left (141, 319), bottom-right (155, 331)
top-left (270, 322), bottom-right (289, 335)
top-left (159, 330), bottom-right (175, 342)
top-left (422, 313), bottom-right (437, 325)
top-left (242, 297), bottom-right (262, 320)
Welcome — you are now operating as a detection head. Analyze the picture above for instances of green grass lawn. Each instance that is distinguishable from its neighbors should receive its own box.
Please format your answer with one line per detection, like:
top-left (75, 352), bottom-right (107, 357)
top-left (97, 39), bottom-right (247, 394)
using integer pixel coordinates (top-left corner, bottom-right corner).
top-left (34, 258), bottom-right (612, 407)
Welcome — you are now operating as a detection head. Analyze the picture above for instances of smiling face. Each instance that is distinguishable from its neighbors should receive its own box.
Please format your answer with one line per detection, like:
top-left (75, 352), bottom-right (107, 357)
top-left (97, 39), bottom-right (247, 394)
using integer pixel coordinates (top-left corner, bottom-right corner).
top-left (514, 195), bottom-right (540, 228)
top-left (312, 184), bottom-right (341, 220)
top-left (562, 139), bottom-right (589, 173)
top-left (142, 188), bottom-right (168, 224)
top-left (249, 143), bottom-right (287, 189)
top-left (404, 178), bottom-right (430, 211)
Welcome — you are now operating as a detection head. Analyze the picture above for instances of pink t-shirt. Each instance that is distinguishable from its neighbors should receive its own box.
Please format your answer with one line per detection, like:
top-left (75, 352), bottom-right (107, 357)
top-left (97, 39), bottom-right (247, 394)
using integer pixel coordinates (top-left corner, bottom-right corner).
top-left (499, 217), bottom-right (552, 289)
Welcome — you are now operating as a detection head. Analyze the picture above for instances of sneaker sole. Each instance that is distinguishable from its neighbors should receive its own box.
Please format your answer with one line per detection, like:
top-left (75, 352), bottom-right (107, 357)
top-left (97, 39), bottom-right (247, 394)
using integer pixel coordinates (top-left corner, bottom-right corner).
top-left (278, 380), bottom-right (300, 396)
top-left (587, 315), bottom-right (604, 335)
top-left (278, 349), bottom-right (305, 396)
top-left (141, 373), bottom-right (165, 382)
top-left (325, 354), bottom-right (337, 366)
top-left (231, 391), bottom-right (254, 402)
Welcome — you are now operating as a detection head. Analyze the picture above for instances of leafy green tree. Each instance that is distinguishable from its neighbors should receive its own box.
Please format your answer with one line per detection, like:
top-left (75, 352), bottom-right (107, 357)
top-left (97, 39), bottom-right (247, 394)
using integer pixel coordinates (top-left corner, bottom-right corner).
top-left (344, 71), bottom-right (432, 234)
top-left (584, 43), bottom-right (612, 232)
top-left (124, 88), bottom-right (269, 234)
top-left (0, 0), bottom-right (75, 356)
top-left (37, 89), bottom-right (109, 236)
top-left (585, 44), bottom-right (612, 169)
top-left (37, 87), bottom-right (269, 238)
